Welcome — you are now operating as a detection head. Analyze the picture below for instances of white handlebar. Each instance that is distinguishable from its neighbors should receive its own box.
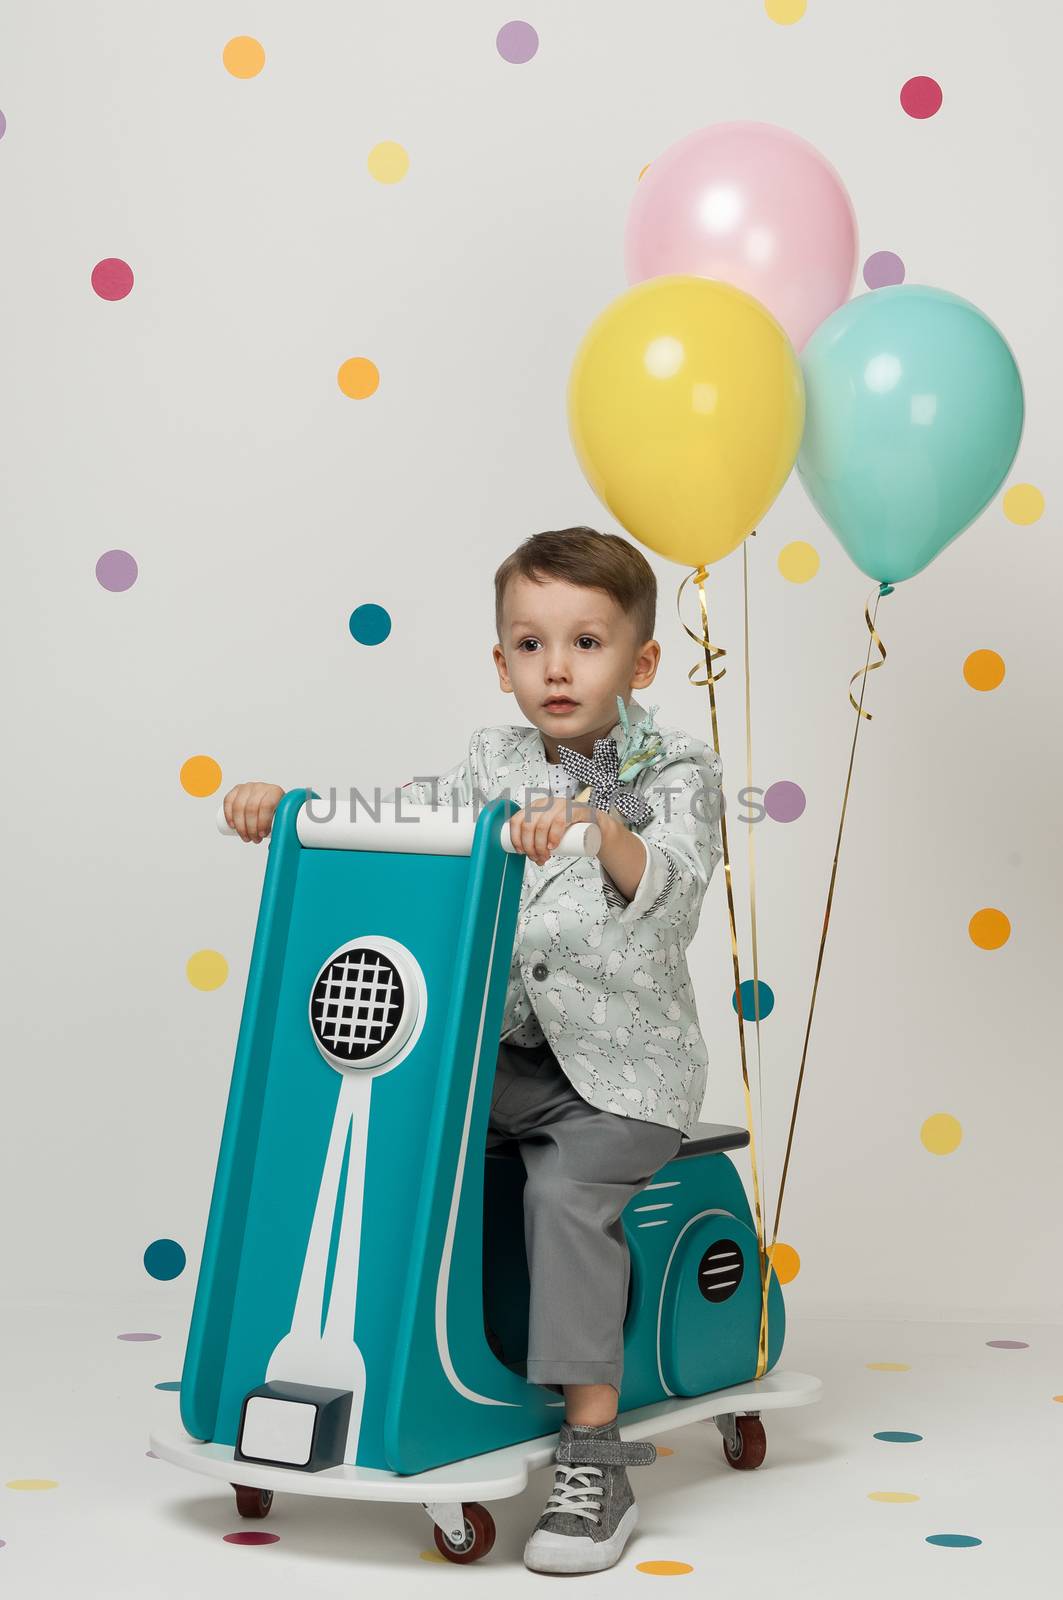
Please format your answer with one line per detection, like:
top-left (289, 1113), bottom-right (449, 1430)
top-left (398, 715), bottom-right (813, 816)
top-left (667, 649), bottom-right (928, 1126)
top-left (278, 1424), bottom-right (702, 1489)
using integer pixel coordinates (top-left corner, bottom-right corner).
top-left (214, 798), bottom-right (601, 859)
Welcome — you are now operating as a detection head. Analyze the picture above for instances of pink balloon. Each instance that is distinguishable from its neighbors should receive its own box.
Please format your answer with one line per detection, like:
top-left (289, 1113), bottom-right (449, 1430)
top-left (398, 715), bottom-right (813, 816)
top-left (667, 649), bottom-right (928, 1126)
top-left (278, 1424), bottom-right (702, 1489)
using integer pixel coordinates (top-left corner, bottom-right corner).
top-left (626, 121), bottom-right (858, 351)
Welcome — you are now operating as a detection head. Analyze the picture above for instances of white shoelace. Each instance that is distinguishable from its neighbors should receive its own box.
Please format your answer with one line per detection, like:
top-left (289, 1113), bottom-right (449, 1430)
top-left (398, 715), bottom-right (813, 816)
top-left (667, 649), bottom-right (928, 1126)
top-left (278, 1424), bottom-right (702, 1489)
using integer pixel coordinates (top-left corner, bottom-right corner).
top-left (545, 1464), bottom-right (605, 1522)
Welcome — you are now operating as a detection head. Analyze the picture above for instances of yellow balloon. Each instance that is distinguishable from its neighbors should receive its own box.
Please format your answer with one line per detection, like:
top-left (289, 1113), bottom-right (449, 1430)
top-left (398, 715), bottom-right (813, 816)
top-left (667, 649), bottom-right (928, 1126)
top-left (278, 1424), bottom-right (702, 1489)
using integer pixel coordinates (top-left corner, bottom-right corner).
top-left (568, 276), bottom-right (805, 569)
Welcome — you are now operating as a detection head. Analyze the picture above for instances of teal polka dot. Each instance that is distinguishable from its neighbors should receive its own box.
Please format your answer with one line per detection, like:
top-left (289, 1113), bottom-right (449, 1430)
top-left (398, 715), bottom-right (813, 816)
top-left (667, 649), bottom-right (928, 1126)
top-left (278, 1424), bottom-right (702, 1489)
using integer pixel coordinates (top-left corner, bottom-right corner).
top-left (873, 1430), bottom-right (923, 1443)
top-left (926, 1534), bottom-right (982, 1548)
top-left (154, 1381), bottom-right (181, 1391)
top-left (143, 1238), bottom-right (186, 1281)
top-left (349, 603), bottom-right (392, 645)
top-left (732, 979), bottom-right (774, 1020)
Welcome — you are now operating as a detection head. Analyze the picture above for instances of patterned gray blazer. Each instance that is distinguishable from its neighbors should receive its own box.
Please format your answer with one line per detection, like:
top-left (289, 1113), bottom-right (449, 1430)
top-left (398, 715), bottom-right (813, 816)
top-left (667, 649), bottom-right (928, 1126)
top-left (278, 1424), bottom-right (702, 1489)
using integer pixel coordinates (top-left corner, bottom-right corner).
top-left (401, 697), bottom-right (724, 1137)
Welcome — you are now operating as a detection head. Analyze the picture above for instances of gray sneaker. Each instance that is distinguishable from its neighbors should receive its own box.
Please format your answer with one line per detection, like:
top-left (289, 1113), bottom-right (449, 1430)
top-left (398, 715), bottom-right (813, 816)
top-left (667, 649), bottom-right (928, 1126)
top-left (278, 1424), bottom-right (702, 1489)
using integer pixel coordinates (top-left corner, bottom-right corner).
top-left (523, 1417), bottom-right (657, 1575)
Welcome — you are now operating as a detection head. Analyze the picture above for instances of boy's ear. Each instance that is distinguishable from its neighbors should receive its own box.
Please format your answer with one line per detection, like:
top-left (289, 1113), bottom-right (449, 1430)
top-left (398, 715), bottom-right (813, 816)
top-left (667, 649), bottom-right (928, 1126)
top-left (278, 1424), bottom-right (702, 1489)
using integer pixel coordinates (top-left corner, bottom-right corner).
top-left (630, 639), bottom-right (661, 689)
top-left (492, 643), bottom-right (514, 693)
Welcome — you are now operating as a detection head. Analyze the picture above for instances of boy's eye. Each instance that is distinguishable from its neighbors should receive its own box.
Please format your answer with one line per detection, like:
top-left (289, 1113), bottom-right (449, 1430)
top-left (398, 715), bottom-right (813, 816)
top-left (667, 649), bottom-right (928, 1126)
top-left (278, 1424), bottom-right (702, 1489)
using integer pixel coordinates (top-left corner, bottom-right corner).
top-left (515, 635), bottom-right (600, 651)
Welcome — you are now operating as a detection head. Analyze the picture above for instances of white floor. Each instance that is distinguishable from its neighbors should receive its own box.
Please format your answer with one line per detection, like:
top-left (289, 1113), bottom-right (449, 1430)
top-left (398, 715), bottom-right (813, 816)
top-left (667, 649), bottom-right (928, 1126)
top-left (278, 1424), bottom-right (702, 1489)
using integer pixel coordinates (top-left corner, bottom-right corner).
top-left (1, 1300), bottom-right (1057, 1597)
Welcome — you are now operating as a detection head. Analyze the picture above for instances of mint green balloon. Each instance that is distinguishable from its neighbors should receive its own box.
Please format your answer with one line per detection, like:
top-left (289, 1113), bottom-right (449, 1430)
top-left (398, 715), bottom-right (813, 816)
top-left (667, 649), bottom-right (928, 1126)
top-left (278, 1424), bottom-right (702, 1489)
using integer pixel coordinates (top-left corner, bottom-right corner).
top-left (797, 285), bottom-right (1024, 584)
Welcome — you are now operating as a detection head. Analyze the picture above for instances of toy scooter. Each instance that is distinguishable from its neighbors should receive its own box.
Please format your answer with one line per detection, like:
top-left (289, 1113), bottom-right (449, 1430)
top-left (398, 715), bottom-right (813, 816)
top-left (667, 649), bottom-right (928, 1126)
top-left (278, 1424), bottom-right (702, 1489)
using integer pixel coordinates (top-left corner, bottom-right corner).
top-left (149, 788), bottom-right (821, 1563)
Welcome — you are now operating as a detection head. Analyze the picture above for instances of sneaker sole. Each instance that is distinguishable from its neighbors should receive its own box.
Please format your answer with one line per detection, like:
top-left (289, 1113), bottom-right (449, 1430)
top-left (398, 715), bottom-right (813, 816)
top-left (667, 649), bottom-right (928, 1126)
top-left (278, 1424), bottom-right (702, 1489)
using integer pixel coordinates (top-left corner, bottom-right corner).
top-left (523, 1502), bottom-right (639, 1574)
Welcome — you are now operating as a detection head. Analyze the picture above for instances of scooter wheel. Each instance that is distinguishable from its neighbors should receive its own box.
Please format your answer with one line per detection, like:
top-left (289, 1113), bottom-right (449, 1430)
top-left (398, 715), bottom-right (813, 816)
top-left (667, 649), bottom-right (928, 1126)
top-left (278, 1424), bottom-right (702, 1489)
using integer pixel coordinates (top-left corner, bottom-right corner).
top-left (721, 1415), bottom-right (766, 1471)
top-left (231, 1483), bottom-right (274, 1518)
top-left (433, 1502), bottom-right (496, 1564)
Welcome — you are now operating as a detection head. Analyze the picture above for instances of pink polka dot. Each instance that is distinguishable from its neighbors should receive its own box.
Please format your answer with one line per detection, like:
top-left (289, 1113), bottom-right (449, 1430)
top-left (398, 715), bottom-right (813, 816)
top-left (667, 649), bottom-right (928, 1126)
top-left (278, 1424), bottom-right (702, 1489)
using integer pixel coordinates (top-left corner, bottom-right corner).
top-left (223, 1531), bottom-right (280, 1545)
top-left (92, 258), bottom-right (135, 300)
top-left (117, 1332), bottom-right (161, 1341)
top-left (900, 76), bottom-right (942, 119)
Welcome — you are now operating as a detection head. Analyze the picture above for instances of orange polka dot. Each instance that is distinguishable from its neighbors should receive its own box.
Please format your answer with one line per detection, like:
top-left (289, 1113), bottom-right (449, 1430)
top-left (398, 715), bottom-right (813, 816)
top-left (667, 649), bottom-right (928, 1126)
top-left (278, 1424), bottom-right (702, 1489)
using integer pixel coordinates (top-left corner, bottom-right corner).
top-left (637, 1560), bottom-right (695, 1575)
top-left (655, 1445), bottom-right (674, 1456)
top-left (338, 357), bottom-right (380, 399)
top-left (963, 649), bottom-right (1005, 691)
top-left (180, 755), bottom-right (222, 797)
top-left (968, 907), bottom-right (1011, 950)
top-left (222, 37), bottom-right (266, 79)
top-left (766, 1242), bottom-right (800, 1284)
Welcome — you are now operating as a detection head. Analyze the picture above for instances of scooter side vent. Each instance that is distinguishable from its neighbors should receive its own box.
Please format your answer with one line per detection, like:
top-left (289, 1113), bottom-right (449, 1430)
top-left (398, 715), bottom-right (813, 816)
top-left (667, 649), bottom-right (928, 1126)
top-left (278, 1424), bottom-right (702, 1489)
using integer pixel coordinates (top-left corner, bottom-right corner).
top-left (697, 1238), bottom-right (744, 1303)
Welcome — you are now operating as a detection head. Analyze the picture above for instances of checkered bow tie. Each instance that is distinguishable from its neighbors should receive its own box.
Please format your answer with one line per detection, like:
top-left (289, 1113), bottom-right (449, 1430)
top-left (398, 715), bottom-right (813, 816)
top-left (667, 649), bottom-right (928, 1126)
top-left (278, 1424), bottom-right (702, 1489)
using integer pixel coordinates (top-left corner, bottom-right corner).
top-left (556, 737), bottom-right (654, 828)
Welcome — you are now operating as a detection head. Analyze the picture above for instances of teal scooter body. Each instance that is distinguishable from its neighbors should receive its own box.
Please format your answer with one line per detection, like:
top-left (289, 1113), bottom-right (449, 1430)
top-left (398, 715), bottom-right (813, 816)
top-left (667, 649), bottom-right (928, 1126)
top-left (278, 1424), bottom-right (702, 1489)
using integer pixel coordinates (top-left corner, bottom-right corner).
top-left (180, 789), bottom-right (784, 1477)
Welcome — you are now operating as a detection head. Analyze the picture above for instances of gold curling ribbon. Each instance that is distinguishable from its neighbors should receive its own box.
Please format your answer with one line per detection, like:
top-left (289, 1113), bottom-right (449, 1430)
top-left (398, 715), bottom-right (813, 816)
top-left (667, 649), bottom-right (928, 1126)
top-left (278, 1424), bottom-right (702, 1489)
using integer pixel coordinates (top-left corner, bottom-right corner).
top-left (677, 543), bottom-right (773, 1380)
top-left (766, 582), bottom-right (894, 1311)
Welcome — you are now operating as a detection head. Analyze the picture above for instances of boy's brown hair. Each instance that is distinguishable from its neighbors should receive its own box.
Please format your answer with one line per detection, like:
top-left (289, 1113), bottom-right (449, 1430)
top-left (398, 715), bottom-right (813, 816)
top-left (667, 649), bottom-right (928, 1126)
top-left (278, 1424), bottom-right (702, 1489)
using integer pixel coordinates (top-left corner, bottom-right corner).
top-left (494, 526), bottom-right (657, 646)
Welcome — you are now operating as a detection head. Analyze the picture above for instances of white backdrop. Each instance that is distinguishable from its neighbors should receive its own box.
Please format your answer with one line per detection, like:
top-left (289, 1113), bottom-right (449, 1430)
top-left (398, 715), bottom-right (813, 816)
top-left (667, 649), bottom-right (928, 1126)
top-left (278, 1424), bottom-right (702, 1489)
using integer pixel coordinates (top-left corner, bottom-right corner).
top-left (1, 0), bottom-right (1058, 1329)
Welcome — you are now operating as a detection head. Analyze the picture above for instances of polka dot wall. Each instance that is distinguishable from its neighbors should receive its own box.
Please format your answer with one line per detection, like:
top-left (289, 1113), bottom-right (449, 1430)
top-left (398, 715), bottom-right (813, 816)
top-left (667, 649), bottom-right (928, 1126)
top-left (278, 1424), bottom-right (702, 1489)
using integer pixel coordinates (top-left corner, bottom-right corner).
top-left (3, 2), bottom-right (1058, 1587)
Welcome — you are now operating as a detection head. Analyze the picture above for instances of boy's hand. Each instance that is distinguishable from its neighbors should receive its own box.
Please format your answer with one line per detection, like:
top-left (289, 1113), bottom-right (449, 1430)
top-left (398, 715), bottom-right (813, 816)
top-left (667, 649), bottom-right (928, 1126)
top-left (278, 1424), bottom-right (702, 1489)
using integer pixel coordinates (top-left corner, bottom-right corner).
top-left (222, 782), bottom-right (285, 843)
top-left (508, 796), bottom-right (607, 866)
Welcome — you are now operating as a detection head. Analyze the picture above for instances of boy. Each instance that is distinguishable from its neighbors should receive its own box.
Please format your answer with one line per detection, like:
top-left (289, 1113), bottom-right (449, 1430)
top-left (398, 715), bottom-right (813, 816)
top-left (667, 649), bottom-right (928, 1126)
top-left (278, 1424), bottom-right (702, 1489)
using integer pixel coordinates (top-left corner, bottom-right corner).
top-left (223, 526), bottom-right (724, 1574)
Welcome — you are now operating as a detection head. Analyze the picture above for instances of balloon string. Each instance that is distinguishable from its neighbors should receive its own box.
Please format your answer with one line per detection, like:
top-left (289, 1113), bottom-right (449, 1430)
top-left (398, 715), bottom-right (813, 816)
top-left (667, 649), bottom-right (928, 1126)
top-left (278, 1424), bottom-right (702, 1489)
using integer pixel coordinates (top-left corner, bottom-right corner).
top-left (741, 538), bottom-right (769, 1359)
top-left (677, 554), bottom-right (771, 1380)
top-left (768, 582), bottom-right (894, 1260)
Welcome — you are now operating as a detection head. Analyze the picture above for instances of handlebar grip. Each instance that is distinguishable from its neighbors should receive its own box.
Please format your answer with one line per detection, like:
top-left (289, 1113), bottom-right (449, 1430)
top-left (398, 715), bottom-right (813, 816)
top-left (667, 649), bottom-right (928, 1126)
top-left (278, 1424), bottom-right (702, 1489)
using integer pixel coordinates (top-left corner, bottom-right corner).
top-left (215, 802), bottom-right (601, 859)
top-left (499, 818), bottom-right (601, 858)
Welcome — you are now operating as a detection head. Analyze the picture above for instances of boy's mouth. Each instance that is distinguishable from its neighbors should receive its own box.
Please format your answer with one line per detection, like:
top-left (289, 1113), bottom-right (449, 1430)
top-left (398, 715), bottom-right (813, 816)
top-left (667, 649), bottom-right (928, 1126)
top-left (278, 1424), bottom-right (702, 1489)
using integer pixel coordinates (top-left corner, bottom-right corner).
top-left (543, 697), bottom-right (578, 713)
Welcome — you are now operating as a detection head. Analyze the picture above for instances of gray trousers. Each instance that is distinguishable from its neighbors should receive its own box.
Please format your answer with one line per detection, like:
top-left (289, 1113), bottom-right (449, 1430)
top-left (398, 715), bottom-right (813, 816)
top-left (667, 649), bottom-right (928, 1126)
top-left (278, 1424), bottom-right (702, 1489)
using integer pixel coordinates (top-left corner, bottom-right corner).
top-left (485, 1038), bottom-right (683, 1395)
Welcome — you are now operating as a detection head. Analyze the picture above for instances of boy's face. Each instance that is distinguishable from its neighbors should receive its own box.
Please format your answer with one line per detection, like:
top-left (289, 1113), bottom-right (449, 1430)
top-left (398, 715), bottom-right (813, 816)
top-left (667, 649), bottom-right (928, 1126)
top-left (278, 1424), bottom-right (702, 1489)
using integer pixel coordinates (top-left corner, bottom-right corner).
top-left (492, 573), bottom-right (660, 759)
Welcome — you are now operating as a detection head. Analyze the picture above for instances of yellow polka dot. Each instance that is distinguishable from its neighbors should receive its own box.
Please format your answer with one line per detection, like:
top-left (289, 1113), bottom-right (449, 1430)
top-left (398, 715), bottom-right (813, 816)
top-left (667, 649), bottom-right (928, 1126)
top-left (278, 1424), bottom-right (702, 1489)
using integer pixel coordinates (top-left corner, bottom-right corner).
top-left (868, 1490), bottom-right (920, 1503)
top-left (765, 0), bottom-right (808, 22)
top-left (920, 1113), bottom-right (962, 1155)
top-left (187, 950), bottom-right (229, 991)
top-left (638, 162), bottom-right (652, 181)
top-left (419, 1548), bottom-right (447, 1562)
top-left (1002, 483), bottom-right (1044, 525)
top-left (368, 141), bottom-right (410, 184)
top-left (963, 649), bottom-right (1005, 691)
top-left (865, 1362), bottom-right (911, 1372)
top-left (6, 1479), bottom-right (59, 1491)
top-left (766, 1241), bottom-right (800, 1284)
top-left (222, 36), bottom-right (266, 79)
top-left (969, 907), bottom-right (1011, 950)
top-left (636, 1560), bottom-right (695, 1575)
top-left (778, 540), bottom-right (820, 583)
top-left (338, 357), bottom-right (380, 399)
top-left (180, 755), bottom-right (222, 797)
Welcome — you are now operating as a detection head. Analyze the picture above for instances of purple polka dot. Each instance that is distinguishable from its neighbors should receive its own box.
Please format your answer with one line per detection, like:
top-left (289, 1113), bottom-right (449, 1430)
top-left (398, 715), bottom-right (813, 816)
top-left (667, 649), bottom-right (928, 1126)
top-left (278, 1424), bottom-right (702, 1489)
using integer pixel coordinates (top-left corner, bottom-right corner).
top-left (223, 1531), bottom-right (280, 1546)
top-left (0, 1538), bottom-right (6, 1549)
top-left (118, 1332), bottom-right (162, 1341)
top-left (96, 549), bottom-right (138, 591)
top-left (497, 21), bottom-right (539, 63)
top-left (146, 1450), bottom-right (159, 1458)
top-left (91, 257), bottom-right (134, 301)
top-left (986, 1339), bottom-right (1028, 1349)
top-left (0, 111), bottom-right (7, 141)
top-left (863, 251), bottom-right (906, 290)
top-left (764, 781), bottom-right (806, 823)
